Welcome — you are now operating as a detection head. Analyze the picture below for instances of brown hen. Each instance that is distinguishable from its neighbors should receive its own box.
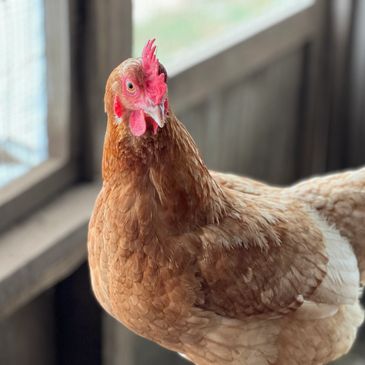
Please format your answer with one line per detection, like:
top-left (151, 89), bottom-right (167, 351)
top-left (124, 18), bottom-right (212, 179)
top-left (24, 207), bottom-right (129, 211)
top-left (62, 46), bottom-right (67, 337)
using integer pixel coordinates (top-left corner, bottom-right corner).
top-left (88, 40), bottom-right (365, 365)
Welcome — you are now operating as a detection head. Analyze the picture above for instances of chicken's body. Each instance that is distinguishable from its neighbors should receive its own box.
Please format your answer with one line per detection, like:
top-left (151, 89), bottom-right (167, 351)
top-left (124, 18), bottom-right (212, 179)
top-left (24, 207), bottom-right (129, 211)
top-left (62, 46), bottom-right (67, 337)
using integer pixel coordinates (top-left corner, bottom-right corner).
top-left (88, 42), bottom-right (365, 365)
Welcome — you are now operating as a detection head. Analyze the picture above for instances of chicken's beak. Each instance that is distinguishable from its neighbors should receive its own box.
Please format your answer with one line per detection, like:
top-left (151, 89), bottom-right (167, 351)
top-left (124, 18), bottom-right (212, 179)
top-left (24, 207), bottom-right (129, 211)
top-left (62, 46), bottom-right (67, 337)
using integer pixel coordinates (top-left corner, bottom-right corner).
top-left (145, 103), bottom-right (165, 128)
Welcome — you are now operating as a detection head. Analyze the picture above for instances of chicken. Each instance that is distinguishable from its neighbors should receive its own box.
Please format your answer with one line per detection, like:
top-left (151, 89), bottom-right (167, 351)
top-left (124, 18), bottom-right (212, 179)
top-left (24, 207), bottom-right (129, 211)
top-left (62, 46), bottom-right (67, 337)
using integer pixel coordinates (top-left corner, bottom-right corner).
top-left (87, 39), bottom-right (365, 365)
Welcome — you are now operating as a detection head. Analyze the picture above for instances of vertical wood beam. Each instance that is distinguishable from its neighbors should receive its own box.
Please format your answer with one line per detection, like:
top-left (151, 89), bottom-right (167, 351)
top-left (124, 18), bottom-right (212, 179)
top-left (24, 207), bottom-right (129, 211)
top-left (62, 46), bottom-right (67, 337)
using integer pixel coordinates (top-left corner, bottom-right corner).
top-left (297, 0), bottom-right (332, 177)
top-left (45, 0), bottom-right (71, 159)
top-left (326, 0), bottom-right (356, 170)
top-left (69, 0), bottom-right (132, 180)
top-left (346, 0), bottom-right (365, 167)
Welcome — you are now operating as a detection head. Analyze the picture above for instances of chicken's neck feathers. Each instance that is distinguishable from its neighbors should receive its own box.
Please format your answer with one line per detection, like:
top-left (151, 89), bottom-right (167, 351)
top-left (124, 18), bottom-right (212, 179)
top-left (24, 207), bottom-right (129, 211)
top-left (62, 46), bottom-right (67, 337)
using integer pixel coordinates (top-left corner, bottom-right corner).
top-left (102, 111), bottom-right (229, 229)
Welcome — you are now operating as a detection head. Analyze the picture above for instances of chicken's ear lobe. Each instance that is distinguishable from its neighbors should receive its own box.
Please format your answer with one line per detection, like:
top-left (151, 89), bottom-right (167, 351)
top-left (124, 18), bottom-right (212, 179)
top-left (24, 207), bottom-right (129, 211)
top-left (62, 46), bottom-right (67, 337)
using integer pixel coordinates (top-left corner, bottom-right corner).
top-left (113, 95), bottom-right (123, 118)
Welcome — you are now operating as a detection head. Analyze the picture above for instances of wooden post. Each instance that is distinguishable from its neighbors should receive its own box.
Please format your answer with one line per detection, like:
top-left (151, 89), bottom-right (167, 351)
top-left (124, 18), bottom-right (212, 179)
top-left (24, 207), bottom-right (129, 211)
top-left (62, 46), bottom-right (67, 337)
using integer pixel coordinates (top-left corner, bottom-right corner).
top-left (69, 0), bottom-right (132, 180)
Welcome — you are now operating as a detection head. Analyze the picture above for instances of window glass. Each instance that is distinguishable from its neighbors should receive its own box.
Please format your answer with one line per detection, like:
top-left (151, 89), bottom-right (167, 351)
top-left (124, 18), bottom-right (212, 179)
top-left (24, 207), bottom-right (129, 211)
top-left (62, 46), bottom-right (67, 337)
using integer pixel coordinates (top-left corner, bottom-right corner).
top-left (0, 0), bottom-right (47, 187)
top-left (133, 0), bottom-right (306, 66)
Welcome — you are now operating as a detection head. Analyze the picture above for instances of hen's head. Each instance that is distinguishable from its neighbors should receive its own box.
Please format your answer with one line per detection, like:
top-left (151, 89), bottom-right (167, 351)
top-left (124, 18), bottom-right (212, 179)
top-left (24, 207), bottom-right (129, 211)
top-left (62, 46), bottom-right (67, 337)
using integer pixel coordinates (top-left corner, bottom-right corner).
top-left (105, 39), bottom-right (168, 137)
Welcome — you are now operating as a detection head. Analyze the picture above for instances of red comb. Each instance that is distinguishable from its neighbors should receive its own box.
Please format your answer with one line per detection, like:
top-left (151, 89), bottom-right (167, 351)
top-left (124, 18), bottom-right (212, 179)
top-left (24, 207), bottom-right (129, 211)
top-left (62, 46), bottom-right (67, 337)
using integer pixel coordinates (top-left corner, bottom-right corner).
top-left (142, 39), bottom-right (167, 105)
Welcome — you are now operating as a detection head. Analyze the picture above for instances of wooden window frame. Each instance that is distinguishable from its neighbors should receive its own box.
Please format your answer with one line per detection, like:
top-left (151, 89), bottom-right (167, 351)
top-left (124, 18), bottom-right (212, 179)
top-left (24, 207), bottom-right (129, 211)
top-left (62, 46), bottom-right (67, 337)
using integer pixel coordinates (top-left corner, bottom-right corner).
top-left (0, 0), bottom-right (75, 232)
top-left (0, 0), bottom-right (132, 319)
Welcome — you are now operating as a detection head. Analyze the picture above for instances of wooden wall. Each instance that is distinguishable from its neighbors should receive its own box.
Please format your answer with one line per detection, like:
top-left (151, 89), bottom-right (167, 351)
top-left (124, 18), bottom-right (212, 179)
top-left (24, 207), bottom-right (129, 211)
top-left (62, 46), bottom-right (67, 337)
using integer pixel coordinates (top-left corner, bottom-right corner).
top-left (0, 291), bottom-right (56, 365)
top-left (180, 49), bottom-right (304, 185)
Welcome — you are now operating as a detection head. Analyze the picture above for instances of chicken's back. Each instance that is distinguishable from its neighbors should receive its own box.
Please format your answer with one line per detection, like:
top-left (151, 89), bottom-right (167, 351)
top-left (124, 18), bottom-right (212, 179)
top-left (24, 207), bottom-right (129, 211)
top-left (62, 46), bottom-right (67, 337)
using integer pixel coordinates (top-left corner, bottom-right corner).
top-left (208, 169), bottom-right (364, 364)
top-left (289, 168), bottom-right (365, 282)
top-left (213, 168), bottom-right (365, 282)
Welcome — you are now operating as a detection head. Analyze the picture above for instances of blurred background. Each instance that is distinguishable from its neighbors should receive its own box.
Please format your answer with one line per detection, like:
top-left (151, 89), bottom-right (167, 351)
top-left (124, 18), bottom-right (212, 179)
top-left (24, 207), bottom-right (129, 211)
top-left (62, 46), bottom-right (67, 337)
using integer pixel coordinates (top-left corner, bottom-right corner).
top-left (0, 0), bottom-right (364, 364)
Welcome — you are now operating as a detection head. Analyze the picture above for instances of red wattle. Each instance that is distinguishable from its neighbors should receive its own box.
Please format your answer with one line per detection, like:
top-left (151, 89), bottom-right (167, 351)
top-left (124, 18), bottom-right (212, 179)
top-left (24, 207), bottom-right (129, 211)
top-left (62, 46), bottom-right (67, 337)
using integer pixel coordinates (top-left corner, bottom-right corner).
top-left (129, 110), bottom-right (146, 136)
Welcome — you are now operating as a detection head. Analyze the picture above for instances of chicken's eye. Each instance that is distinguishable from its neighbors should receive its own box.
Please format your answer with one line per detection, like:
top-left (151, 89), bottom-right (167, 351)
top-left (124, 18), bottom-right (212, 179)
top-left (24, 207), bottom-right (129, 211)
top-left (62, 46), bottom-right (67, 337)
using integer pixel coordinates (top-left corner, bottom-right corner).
top-left (126, 81), bottom-right (136, 93)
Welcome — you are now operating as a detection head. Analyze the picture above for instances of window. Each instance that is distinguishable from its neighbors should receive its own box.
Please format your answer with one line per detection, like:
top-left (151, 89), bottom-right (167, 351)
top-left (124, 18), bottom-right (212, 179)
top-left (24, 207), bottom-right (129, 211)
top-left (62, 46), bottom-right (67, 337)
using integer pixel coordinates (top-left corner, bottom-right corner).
top-left (132, 0), bottom-right (313, 70)
top-left (0, 0), bottom-right (47, 187)
top-left (0, 0), bottom-right (73, 232)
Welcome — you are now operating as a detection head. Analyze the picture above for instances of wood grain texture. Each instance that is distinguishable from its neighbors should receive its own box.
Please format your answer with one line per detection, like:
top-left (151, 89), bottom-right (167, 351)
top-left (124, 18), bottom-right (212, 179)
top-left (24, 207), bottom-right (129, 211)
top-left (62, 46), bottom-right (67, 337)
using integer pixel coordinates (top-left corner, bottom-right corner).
top-left (180, 51), bottom-right (302, 184)
top-left (346, 0), bottom-right (365, 168)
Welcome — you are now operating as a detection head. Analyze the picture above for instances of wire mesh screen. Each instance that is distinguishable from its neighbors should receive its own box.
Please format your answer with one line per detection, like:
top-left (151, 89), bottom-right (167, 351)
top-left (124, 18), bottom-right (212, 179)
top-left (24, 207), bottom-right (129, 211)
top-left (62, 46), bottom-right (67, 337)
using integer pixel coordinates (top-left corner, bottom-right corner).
top-left (0, 0), bottom-right (48, 187)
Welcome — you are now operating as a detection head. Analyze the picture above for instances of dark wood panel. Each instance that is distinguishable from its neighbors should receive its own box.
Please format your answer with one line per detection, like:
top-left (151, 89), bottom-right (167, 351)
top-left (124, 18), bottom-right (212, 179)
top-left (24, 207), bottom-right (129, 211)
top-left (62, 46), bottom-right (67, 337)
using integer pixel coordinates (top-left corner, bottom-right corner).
top-left (55, 263), bottom-right (102, 365)
top-left (71, 0), bottom-right (132, 179)
top-left (346, 0), bottom-right (365, 167)
top-left (0, 291), bottom-right (56, 365)
top-left (103, 315), bottom-right (188, 365)
top-left (180, 49), bottom-right (303, 185)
